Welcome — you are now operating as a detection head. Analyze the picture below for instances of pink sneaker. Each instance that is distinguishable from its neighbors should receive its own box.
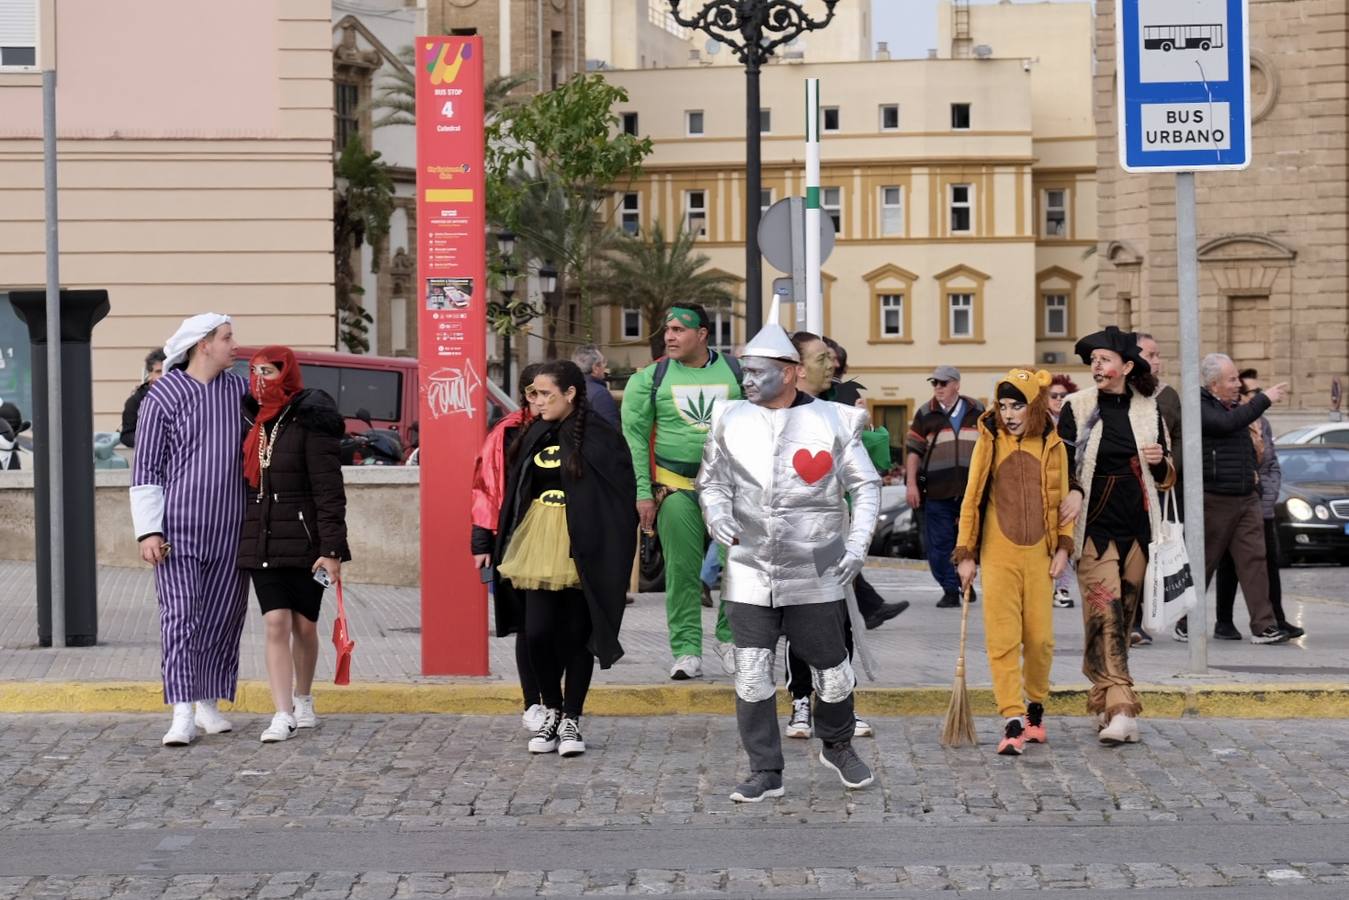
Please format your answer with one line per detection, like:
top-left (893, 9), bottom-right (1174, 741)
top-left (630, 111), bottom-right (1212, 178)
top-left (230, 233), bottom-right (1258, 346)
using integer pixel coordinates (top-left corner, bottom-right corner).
top-left (1023, 702), bottom-right (1047, 743)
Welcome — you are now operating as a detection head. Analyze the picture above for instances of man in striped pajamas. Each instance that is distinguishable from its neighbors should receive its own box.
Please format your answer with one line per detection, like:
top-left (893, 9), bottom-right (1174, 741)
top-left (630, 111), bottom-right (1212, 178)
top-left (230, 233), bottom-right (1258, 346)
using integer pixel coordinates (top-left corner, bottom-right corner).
top-left (131, 313), bottom-right (250, 746)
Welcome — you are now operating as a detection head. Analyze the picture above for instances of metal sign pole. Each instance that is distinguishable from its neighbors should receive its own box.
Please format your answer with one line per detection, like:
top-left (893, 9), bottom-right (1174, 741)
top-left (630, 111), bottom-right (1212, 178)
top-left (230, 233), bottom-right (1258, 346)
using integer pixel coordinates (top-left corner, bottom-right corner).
top-left (42, 69), bottom-right (66, 649)
top-left (804, 78), bottom-right (823, 334)
top-left (1176, 171), bottom-right (1207, 673)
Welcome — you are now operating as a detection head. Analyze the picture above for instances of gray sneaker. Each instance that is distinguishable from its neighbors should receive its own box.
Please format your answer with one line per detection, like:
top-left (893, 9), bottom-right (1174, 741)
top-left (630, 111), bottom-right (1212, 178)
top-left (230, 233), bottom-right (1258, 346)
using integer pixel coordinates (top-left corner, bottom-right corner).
top-left (729, 770), bottom-right (785, 803)
top-left (820, 742), bottom-right (874, 789)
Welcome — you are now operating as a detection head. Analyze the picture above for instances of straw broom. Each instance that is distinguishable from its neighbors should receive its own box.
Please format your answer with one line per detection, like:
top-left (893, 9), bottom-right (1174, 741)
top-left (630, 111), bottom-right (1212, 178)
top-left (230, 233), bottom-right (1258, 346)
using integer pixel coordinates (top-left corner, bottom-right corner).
top-left (940, 585), bottom-right (978, 747)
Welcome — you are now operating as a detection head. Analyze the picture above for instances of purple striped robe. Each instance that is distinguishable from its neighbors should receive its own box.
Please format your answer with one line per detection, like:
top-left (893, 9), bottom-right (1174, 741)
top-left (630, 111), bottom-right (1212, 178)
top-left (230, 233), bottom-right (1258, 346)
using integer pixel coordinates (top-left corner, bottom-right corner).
top-left (131, 369), bottom-right (249, 703)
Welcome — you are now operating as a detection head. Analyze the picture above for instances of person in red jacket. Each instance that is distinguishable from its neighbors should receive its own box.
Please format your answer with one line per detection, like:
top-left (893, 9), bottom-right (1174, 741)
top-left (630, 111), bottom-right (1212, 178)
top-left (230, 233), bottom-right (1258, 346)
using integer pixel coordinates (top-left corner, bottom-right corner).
top-left (471, 363), bottom-right (549, 731)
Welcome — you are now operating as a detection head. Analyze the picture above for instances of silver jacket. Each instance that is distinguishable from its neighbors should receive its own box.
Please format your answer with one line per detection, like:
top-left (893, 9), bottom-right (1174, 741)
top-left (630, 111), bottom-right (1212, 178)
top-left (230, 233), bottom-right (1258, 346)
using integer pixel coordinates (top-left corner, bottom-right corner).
top-left (696, 397), bottom-right (881, 606)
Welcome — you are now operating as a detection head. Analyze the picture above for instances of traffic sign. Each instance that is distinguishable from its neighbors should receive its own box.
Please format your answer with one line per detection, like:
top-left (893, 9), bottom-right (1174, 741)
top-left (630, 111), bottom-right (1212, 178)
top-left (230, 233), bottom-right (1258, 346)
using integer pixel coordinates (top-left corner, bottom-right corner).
top-left (1116, 0), bottom-right (1251, 172)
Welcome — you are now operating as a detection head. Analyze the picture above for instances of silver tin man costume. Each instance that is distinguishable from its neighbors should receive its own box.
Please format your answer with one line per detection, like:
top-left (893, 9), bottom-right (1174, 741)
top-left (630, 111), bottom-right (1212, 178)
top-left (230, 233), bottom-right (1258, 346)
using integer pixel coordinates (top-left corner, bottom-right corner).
top-left (695, 307), bottom-right (881, 798)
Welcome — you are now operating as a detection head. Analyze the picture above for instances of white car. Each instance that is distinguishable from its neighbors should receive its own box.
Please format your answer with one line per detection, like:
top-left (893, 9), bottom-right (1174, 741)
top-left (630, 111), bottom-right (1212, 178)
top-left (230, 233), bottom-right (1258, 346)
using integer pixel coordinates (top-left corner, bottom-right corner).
top-left (1277, 422), bottom-right (1349, 446)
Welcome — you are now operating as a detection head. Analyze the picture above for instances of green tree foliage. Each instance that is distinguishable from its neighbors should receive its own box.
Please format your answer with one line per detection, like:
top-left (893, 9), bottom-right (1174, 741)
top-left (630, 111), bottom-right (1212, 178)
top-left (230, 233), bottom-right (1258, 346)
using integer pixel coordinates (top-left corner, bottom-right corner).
top-left (591, 222), bottom-right (741, 344)
top-left (333, 135), bottom-right (395, 354)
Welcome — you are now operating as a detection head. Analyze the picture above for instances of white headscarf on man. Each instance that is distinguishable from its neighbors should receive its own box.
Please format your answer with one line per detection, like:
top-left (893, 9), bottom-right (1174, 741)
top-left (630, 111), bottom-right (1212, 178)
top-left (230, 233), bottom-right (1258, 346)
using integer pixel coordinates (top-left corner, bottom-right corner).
top-left (162, 313), bottom-right (231, 370)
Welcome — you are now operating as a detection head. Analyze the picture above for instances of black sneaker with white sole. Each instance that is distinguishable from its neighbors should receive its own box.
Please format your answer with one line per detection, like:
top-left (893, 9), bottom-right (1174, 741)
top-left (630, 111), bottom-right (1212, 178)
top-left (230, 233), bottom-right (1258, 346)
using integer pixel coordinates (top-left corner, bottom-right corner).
top-left (1250, 626), bottom-right (1291, 645)
top-left (820, 742), bottom-right (874, 789)
top-left (729, 770), bottom-right (785, 803)
top-left (527, 708), bottom-right (561, 753)
top-left (557, 717), bottom-right (586, 757)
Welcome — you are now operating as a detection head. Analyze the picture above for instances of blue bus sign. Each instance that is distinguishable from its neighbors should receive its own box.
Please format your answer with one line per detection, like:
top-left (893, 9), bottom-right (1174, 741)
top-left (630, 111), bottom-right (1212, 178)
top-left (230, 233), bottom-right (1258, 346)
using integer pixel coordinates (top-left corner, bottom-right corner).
top-left (1116, 0), bottom-right (1251, 172)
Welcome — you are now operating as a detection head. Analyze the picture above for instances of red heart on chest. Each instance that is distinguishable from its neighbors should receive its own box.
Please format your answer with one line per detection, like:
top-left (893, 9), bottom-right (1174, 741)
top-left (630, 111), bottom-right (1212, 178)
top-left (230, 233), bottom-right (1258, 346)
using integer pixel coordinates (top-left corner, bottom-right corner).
top-left (792, 448), bottom-right (833, 485)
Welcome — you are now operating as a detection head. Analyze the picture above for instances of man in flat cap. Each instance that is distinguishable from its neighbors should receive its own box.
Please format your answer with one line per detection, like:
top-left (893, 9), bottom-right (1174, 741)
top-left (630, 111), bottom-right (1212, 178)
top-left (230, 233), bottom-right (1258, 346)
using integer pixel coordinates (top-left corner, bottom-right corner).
top-left (697, 302), bottom-right (880, 802)
top-left (131, 313), bottom-right (250, 746)
top-left (906, 365), bottom-right (984, 608)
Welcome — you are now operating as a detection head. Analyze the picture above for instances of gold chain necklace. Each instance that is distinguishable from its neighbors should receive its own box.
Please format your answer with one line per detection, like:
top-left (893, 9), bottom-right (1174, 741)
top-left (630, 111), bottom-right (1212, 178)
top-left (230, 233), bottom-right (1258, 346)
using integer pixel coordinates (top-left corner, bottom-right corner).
top-left (256, 407), bottom-right (292, 499)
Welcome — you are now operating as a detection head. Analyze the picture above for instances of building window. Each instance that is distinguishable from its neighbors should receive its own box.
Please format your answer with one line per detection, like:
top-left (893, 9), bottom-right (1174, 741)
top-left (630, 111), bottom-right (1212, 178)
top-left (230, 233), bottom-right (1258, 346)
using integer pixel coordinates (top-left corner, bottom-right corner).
top-left (822, 187), bottom-right (842, 235)
top-left (684, 190), bottom-right (707, 237)
top-left (566, 301), bottom-right (579, 337)
top-left (709, 306), bottom-right (734, 353)
top-left (823, 106), bottom-right (840, 132)
top-left (951, 102), bottom-right (971, 130)
top-left (760, 188), bottom-right (774, 215)
top-left (686, 110), bottom-right (704, 136)
top-left (334, 80), bottom-right (361, 149)
top-left (948, 293), bottom-right (974, 338)
top-left (949, 184), bottom-right (973, 234)
top-left (879, 293), bottom-right (904, 338)
top-left (0, 0), bottom-right (37, 69)
top-left (1043, 188), bottom-right (1068, 237)
top-left (760, 108), bottom-right (772, 133)
top-left (550, 30), bottom-right (565, 89)
top-left (622, 112), bottom-right (639, 136)
top-left (880, 186), bottom-right (904, 236)
top-left (1043, 293), bottom-right (1069, 337)
top-left (622, 307), bottom-right (642, 340)
top-left (620, 192), bottom-right (640, 235)
top-left (880, 104), bottom-right (899, 131)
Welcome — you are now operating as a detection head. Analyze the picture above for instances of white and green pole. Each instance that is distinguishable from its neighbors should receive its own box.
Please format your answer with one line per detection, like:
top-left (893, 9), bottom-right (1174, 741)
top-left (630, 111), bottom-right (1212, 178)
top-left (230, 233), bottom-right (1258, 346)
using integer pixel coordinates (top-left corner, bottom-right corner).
top-left (804, 77), bottom-right (823, 333)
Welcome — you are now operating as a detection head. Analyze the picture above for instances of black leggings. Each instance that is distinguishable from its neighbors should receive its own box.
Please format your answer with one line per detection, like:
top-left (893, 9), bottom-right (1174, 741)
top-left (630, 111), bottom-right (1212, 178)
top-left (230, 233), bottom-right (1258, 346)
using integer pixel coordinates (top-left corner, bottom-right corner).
top-left (525, 588), bottom-right (595, 719)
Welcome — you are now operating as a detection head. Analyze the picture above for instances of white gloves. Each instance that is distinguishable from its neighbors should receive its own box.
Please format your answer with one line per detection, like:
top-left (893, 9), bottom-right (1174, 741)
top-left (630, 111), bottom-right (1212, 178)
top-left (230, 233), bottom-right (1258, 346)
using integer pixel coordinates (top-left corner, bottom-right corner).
top-left (837, 551), bottom-right (865, 585)
top-left (709, 516), bottom-right (741, 547)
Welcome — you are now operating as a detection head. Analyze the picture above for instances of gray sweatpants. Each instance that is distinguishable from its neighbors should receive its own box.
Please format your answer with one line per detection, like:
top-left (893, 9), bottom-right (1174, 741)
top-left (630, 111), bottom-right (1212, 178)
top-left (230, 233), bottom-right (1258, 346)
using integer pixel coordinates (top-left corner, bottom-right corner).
top-left (727, 600), bottom-right (854, 773)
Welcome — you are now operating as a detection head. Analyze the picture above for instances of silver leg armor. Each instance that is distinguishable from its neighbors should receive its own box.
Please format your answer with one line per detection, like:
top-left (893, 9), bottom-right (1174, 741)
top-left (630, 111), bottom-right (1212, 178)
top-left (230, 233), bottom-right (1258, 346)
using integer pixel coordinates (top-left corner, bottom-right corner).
top-left (733, 647), bottom-right (776, 703)
top-left (811, 658), bottom-right (855, 704)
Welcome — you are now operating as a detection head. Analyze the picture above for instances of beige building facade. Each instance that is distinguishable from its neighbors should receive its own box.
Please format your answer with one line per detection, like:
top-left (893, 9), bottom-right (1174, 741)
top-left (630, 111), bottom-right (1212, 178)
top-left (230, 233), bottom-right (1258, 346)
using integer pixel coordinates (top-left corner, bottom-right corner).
top-left (428, 0), bottom-right (585, 90)
top-left (0, 0), bottom-right (336, 431)
top-left (596, 2), bottom-right (1098, 461)
top-left (1093, 0), bottom-right (1349, 418)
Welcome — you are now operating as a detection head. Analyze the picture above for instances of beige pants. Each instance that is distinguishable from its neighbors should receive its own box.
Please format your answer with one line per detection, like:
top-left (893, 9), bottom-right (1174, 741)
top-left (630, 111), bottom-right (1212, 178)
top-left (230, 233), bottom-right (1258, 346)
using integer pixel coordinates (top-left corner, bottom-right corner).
top-left (1075, 539), bottom-right (1147, 719)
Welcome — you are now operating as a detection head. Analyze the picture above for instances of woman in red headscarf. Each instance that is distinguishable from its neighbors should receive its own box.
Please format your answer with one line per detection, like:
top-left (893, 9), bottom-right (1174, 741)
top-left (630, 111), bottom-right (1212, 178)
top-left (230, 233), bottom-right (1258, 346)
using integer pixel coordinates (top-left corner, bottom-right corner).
top-left (237, 346), bottom-right (350, 744)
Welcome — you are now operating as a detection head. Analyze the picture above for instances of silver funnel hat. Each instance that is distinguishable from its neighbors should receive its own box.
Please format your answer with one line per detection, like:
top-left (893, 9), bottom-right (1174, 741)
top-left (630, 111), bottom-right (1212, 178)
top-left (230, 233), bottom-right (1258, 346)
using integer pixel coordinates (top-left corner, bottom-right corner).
top-left (740, 296), bottom-right (800, 363)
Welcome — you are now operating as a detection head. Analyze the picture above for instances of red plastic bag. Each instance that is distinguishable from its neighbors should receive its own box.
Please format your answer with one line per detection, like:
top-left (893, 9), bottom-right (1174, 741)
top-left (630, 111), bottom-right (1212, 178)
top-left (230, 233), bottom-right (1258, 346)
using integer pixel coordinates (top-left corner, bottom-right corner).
top-left (332, 579), bottom-right (355, 685)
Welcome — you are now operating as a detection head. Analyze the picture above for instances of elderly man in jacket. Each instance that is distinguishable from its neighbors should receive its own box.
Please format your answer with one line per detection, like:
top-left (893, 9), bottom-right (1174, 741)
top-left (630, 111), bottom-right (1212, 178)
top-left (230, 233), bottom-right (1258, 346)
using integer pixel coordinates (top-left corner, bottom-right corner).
top-left (696, 306), bottom-right (880, 803)
top-left (1176, 354), bottom-right (1291, 645)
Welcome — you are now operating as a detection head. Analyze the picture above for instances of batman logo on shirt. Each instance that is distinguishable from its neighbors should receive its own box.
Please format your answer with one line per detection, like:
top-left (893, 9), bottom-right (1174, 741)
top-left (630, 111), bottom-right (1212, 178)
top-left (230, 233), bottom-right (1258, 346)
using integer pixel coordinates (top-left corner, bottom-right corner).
top-left (534, 445), bottom-right (562, 468)
top-left (540, 489), bottom-right (567, 507)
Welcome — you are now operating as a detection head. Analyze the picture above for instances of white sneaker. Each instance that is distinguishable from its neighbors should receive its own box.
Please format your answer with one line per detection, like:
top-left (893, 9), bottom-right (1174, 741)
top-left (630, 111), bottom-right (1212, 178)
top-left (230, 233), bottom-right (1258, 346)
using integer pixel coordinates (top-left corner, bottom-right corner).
top-left (194, 699), bottom-right (233, 734)
top-left (162, 703), bottom-right (197, 747)
top-left (522, 703), bottom-right (548, 731)
top-left (786, 697), bottom-right (813, 739)
top-left (853, 717), bottom-right (875, 738)
top-left (716, 642), bottom-right (736, 675)
top-left (670, 655), bottom-right (703, 680)
top-left (260, 711), bottom-right (297, 743)
top-left (1098, 713), bottom-right (1141, 745)
top-left (292, 695), bottom-right (318, 729)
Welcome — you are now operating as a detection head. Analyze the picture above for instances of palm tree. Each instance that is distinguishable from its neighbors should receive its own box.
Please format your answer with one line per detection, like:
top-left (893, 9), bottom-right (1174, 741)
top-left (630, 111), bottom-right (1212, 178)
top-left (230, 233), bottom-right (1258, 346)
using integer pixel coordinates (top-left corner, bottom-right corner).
top-left (592, 222), bottom-right (741, 345)
top-left (334, 136), bottom-right (395, 353)
top-left (370, 46), bottom-right (531, 128)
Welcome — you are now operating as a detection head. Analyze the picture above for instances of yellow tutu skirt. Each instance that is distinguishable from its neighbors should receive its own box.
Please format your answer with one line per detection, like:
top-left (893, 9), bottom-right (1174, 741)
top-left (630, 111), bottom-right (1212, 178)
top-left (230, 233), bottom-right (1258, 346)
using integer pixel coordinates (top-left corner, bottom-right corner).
top-left (498, 499), bottom-right (580, 590)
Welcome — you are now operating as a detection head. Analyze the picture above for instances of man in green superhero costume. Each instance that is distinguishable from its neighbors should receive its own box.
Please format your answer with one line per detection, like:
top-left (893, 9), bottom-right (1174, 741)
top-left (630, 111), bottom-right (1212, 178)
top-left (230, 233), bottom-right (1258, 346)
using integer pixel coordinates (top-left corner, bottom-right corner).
top-left (622, 304), bottom-right (742, 680)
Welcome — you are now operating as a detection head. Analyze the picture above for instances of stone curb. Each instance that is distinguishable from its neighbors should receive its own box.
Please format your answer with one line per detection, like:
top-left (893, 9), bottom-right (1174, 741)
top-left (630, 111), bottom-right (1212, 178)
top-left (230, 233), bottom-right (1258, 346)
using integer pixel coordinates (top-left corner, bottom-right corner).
top-left (1, 680), bottom-right (1346, 718)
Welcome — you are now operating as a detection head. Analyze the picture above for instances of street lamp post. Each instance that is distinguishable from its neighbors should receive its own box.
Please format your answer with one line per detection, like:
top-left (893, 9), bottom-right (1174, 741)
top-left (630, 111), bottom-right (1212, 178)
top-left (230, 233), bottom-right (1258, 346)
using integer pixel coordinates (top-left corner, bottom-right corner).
top-left (668, 0), bottom-right (839, 334)
top-left (496, 231), bottom-right (517, 394)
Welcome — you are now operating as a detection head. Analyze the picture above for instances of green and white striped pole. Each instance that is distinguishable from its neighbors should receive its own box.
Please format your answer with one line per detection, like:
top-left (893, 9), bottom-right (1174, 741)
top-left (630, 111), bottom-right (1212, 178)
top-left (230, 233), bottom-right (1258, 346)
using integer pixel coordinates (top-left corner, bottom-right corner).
top-left (804, 77), bottom-right (823, 333)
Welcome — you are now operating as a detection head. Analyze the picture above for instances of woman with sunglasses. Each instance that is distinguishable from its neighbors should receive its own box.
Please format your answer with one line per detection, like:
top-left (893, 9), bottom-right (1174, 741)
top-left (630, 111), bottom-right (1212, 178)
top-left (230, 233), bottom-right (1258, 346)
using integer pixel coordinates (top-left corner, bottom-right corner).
top-left (237, 346), bottom-right (350, 743)
top-left (1047, 374), bottom-right (1078, 609)
top-left (471, 362), bottom-right (550, 732)
top-left (496, 361), bottom-right (637, 756)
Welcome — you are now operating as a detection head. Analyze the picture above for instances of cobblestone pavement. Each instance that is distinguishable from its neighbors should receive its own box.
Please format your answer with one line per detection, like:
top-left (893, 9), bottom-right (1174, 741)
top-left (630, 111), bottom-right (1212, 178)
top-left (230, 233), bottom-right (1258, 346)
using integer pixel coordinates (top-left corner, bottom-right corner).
top-left (2, 560), bottom-right (1346, 689)
top-left (1, 713), bottom-right (1347, 897)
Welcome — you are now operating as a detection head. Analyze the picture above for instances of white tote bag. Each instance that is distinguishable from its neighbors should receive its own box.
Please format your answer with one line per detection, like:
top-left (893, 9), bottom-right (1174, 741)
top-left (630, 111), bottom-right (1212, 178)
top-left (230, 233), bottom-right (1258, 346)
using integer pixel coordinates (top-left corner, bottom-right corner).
top-left (1143, 490), bottom-right (1197, 632)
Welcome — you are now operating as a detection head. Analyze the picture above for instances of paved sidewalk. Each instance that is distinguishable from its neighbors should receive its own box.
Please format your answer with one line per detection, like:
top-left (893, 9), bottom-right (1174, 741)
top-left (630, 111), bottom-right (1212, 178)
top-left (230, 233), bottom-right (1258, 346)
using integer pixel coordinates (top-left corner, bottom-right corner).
top-left (0, 713), bottom-right (1347, 896)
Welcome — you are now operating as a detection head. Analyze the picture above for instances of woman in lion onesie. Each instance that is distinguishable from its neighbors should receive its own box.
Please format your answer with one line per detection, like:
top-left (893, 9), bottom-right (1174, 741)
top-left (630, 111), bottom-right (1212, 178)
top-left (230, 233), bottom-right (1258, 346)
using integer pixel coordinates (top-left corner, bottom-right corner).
top-left (954, 369), bottom-right (1073, 756)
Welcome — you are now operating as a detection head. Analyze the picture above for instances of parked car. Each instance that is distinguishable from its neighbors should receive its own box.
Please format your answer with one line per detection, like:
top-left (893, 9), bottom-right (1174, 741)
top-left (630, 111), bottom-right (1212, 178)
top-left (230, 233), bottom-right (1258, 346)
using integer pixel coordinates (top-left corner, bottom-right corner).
top-left (869, 484), bottom-right (924, 559)
top-left (1277, 422), bottom-right (1349, 446)
top-left (1273, 443), bottom-right (1349, 566)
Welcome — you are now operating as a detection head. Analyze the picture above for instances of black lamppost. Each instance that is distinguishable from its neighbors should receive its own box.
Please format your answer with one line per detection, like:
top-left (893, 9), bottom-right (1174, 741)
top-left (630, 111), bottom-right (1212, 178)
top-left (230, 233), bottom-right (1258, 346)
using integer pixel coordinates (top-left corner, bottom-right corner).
top-left (668, 0), bottom-right (839, 333)
top-left (496, 230), bottom-right (517, 394)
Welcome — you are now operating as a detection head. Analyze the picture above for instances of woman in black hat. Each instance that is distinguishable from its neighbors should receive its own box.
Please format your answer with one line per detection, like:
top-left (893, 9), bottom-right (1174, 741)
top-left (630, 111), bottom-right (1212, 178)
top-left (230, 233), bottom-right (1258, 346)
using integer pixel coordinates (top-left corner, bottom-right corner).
top-left (1056, 326), bottom-right (1175, 746)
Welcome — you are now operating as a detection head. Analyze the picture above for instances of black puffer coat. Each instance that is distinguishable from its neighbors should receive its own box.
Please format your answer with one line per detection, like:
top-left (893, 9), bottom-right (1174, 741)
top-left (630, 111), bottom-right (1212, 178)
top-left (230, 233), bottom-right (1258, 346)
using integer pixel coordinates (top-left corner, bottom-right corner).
top-left (1200, 387), bottom-right (1271, 497)
top-left (238, 389), bottom-right (351, 569)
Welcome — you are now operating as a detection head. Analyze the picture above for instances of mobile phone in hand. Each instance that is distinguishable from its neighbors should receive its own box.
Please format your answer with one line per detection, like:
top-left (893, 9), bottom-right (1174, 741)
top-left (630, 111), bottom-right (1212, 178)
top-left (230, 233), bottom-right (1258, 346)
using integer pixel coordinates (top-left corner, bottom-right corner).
top-left (313, 566), bottom-right (333, 589)
top-left (479, 566), bottom-right (495, 584)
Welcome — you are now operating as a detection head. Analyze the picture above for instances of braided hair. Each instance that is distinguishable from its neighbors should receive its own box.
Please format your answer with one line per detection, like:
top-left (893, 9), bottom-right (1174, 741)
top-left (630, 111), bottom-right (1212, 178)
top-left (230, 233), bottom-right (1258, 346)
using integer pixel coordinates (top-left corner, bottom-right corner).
top-left (536, 360), bottom-right (590, 481)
